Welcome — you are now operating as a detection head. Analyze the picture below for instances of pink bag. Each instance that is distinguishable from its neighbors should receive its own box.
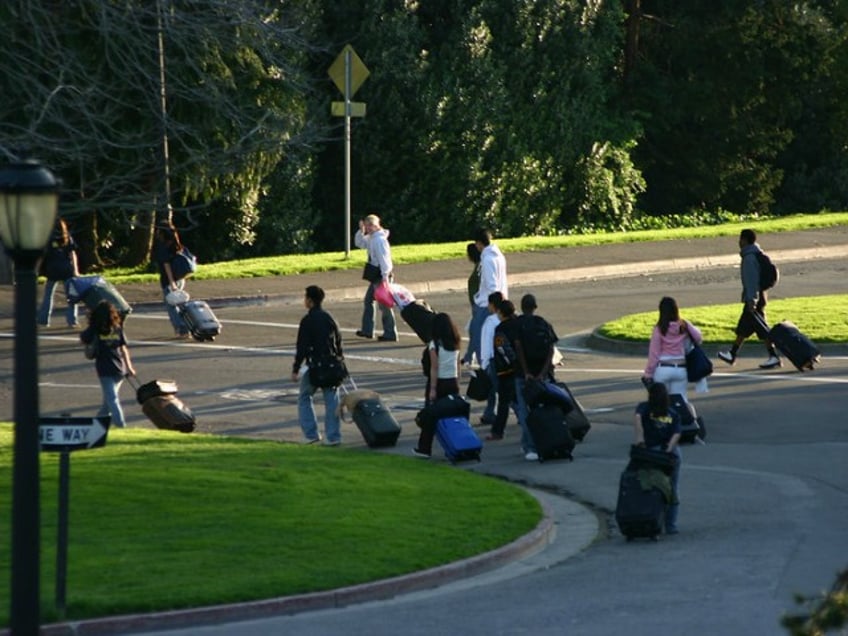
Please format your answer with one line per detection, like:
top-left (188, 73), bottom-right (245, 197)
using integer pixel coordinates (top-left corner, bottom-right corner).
top-left (374, 281), bottom-right (395, 308)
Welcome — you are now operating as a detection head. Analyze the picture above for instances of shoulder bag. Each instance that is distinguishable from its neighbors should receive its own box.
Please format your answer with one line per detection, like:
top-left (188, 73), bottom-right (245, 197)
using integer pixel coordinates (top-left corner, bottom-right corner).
top-left (84, 334), bottom-right (99, 360)
top-left (170, 247), bottom-right (198, 281)
top-left (685, 341), bottom-right (713, 383)
top-left (362, 262), bottom-right (382, 284)
top-left (309, 355), bottom-right (349, 389)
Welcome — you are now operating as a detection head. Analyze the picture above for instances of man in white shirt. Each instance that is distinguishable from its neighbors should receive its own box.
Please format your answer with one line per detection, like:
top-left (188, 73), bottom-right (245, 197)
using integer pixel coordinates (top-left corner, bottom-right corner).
top-left (469, 228), bottom-right (508, 366)
top-left (478, 291), bottom-right (504, 426)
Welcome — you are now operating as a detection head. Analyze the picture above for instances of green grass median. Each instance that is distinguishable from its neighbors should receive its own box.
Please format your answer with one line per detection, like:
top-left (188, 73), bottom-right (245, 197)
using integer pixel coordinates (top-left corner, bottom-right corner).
top-left (0, 428), bottom-right (541, 626)
top-left (598, 295), bottom-right (848, 344)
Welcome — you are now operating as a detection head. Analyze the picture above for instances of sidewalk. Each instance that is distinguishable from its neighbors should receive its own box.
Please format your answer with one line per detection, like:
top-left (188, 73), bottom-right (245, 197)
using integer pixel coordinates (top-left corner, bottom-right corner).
top-left (8, 227), bottom-right (848, 636)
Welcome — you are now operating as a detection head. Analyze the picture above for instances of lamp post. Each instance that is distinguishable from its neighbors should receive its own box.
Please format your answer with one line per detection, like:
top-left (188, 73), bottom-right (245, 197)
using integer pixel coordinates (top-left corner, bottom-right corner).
top-left (0, 160), bottom-right (60, 635)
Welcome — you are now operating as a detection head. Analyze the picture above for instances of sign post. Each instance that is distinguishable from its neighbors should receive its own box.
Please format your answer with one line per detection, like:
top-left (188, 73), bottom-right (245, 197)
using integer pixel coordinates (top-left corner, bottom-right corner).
top-left (40, 415), bottom-right (110, 619)
top-left (328, 44), bottom-right (369, 258)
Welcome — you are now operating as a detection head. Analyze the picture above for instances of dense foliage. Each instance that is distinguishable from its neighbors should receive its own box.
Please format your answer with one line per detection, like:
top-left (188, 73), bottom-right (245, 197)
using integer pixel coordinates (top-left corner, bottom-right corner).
top-left (1, 1), bottom-right (846, 265)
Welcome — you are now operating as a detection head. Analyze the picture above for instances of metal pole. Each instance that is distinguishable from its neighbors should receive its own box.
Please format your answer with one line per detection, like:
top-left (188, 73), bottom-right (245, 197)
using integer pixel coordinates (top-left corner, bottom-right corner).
top-left (344, 48), bottom-right (352, 259)
top-left (11, 259), bottom-right (42, 635)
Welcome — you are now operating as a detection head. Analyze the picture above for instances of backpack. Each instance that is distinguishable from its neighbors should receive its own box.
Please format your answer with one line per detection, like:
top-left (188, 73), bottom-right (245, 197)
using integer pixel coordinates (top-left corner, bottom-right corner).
top-left (519, 315), bottom-right (557, 365)
top-left (756, 251), bottom-right (779, 291)
top-left (492, 329), bottom-right (517, 376)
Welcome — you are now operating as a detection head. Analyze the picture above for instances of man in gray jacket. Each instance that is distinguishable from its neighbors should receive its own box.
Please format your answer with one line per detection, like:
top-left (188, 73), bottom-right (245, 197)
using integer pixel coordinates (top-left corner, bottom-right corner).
top-left (718, 229), bottom-right (781, 369)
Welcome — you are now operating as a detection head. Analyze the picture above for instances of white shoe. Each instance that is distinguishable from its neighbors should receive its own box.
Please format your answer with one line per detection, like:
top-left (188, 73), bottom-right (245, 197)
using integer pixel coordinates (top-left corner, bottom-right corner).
top-left (759, 355), bottom-right (782, 369)
top-left (717, 350), bottom-right (736, 365)
top-left (524, 451), bottom-right (539, 462)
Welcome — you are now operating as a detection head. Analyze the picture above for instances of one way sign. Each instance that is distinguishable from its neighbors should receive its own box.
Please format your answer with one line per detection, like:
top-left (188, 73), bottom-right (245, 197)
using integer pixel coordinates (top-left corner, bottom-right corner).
top-left (39, 416), bottom-right (111, 452)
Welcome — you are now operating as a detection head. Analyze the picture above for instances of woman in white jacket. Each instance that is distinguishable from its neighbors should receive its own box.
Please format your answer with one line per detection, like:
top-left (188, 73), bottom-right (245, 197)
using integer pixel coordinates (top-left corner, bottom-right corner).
top-left (354, 214), bottom-right (398, 342)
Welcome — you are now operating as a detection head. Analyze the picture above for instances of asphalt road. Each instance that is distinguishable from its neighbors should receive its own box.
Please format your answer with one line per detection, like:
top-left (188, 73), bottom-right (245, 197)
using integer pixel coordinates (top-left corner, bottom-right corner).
top-left (1, 233), bottom-right (847, 635)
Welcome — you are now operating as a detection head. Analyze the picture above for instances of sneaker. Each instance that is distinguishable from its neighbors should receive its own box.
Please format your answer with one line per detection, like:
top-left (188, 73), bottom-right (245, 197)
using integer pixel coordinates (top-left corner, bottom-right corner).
top-left (322, 439), bottom-right (341, 447)
top-left (377, 335), bottom-right (398, 342)
top-left (412, 447), bottom-right (431, 459)
top-left (355, 330), bottom-right (374, 339)
top-left (759, 355), bottom-right (782, 369)
top-left (304, 435), bottom-right (323, 445)
top-left (485, 434), bottom-right (503, 441)
top-left (476, 417), bottom-right (494, 428)
top-left (717, 350), bottom-right (736, 365)
top-left (524, 451), bottom-right (539, 462)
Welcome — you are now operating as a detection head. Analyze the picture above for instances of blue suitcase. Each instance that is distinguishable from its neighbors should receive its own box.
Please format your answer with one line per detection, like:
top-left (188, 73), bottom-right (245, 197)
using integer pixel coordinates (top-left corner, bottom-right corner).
top-left (436, 416), bottom-right (482, 463)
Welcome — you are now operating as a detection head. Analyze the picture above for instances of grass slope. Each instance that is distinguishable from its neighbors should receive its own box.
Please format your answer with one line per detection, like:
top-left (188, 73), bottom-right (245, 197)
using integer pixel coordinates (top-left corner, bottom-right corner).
top-left (0, 428), bottom-right (541, 626)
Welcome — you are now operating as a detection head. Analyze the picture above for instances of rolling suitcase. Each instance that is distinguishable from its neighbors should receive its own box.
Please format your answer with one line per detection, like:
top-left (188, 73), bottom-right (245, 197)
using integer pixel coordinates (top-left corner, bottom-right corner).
top-left (615, 468), bottom-right (668, 541)
top-left (352, 397), bottom-right (401, 448)
top-left (401, 300), bottom-right (436, 344)
top-left (526, 403), bottom-right (575, 462)
top-left (130, 377), bottom-right (196, 433)
top-left (179, 300), bottom-right (221, 341)
top-left (81, 278), bottom-right (132, 321)
top-left (768, 320), bottom-right (821, 371)
top-left (668, 394), bottom-right (705, 444)
top-left (435, 416), bottom-right (482, 463)
top-left (562, 383), bottom-right (592, 443)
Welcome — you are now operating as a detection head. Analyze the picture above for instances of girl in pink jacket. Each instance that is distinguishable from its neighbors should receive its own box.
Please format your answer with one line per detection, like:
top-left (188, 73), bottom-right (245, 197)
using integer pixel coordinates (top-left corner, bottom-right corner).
top-left (642, 297), bottom-right (704, 399)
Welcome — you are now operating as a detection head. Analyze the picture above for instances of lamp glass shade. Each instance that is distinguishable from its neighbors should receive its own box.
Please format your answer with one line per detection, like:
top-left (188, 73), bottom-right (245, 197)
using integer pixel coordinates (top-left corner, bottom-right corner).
top-left (0, 161), bottom-right (60, 252)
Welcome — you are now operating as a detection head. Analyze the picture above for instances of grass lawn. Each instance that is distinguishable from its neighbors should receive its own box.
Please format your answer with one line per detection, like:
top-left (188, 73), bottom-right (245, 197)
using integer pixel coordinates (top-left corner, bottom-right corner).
top-left (0, 428), bottom-right (541, 626)
top-left (597, 295), bottom-right (848, 344)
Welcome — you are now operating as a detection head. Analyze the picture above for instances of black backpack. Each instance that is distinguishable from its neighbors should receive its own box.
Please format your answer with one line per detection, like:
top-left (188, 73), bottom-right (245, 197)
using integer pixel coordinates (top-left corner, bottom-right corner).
top-left (519, 315), bottom-right (557, 365)
top-left (757, 251), bottom-right (779, 291)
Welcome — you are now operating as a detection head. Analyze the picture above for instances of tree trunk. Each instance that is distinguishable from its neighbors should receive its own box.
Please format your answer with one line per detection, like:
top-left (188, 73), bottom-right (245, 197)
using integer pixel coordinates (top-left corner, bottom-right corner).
top-left (624, 0), bottom-right (641, 84)
top-left (126, 209), bottom-right (156, 268)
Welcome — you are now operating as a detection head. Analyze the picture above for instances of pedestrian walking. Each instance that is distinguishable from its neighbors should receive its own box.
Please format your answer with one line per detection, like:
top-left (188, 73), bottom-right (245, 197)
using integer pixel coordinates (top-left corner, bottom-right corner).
top-left (462, 242), bottom-right (481, 365)
top-left (717, 228), bottom-right (781, 369)
top-left (513, 293), bottom-right (558, 462)
top-left (37, 217), bottom-right (80, 328)
top-left (154, 222), bottom-right (190, 339)
top-left (478, 291), bottom-right (503, 428)
top-left (291, 285), bottom-right (345, 446)
top-left (634, 382), bottom-right (682, 534)
top-left (487, 299), bottom-right (520, 441)
top-left (413, 312), bottom-right (462, 458)
top-left (469, 228), bottom-right (508, 367)
top-left (354, 214), bottom-right (398, 342)
top-left (642, 296), bottom-right (705, 400)
top-left (80, 300), bottom-right (136, 428)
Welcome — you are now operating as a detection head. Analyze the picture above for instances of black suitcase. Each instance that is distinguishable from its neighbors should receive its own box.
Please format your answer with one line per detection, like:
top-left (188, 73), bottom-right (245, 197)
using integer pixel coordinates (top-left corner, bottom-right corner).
top-left (180, 300), bottom-right (221, 341)
top-left (352, 398), bottom-right (401, 448)
top-left (135, 379), bottom-right (178, 405)
top-left (769, 320), bottom-right (821, 371)
top-left (668, 394), bottom-right (704, 444)
top-left (560, 382), bottom-right (592, 443)
top-left (141, 394), bottom-right (196, 433)
top-left (615, 469), bottom-right (667, 541)
top-left (401, 300), bottom-right (436, 343)
top-left (526, 404), bottom-right (575, 462)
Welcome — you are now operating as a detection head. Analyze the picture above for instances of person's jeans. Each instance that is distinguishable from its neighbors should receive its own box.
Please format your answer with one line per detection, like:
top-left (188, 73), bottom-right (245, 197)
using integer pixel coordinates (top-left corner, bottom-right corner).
top-left (653, 365), bottom-right (688, 400)
top-left (481, 363), bottom-right (498, 423)
top-left (298, 372), bottom-right (341, 443)
top-left (162, 282), bottom-right (188, 335)
top-left (37, 279), bottom-right (78, 327)
top-left (513, 376), bottom-right (535, 453)
top-left (361, 282), bottom-right (397, 339)
top-left (468, 304), bottom-right (489, 367)
top-left (98, 374), bottom-right (126, 428)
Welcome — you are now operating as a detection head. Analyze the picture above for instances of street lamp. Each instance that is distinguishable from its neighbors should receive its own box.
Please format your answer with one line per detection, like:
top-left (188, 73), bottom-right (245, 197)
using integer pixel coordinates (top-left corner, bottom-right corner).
top-left (0, 160), bottom-right (60, 635)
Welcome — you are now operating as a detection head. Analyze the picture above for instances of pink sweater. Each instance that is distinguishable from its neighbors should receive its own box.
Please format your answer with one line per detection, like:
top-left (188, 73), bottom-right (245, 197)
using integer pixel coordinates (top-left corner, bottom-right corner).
top-left (644, 319), bottom-right (703, 377)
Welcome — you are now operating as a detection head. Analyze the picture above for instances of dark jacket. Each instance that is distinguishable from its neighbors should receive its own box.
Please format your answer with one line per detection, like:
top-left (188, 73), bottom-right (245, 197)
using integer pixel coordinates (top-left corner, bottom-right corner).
top-left (292, 306), bottom-right (343, 374)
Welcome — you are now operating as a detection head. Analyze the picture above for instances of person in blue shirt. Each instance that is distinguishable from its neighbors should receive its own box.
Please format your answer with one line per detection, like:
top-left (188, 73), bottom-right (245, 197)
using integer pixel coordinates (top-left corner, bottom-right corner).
top-left (634, 382), bottom-right (682, 534)
top-left (37, 217), bottom-right (80, 327)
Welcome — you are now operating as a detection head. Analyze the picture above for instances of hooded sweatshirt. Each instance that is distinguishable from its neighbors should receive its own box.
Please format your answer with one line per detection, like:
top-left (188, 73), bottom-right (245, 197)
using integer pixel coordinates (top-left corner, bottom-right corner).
top-left (474, 243), bottom-right (508, 307)
top-left (355, 227), bottom-right (393, 282)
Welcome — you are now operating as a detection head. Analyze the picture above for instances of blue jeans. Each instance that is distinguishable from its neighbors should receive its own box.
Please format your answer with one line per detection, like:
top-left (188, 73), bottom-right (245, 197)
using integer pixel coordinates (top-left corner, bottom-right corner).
top-left (481, 363), bottom-right (498, 423)
top-left (468, 304), bottom-right (489, 366)
top-left (513, 376), bottom-right (535, 453)
top-left (98, 374), bottom-right (126, 428)
top-left (162, 282), bottom-right (188, 335)
top-left (37, 280), bottom-right (78, 327)
top-left (361, 282), bottom-right (397, 339)
top-left (298, 372), bottom-right (341, 443)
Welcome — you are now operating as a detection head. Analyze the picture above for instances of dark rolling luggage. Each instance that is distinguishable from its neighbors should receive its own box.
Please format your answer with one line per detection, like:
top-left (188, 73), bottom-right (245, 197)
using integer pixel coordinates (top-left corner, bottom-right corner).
top-left (179, 300), bottom-right (221, 341)
top-left (435, 416), bottom-right (482, 463)
top-left (524, 379), bottom-right (591, 443)
top-left (131, 377), bottom-right (196, 433)
top-left (769, 320), bottom-right (821, 371)
top-left (526, 403), bottom-right (575, 462)
top-left (352, 397), bottom-right (401, 448)
top-left (668, 394), bottom-right (705, 444)
top-left (401, 300), bottom-right (436, 343)
top-left (559, 382), bottom-right (592, 443)
top-left (615, 468), bottom-right (668, 541)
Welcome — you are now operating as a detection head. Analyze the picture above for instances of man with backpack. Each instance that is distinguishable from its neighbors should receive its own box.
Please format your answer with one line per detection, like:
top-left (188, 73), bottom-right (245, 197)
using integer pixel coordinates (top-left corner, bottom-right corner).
top-left (717, 229), bottom-right (781, 369)
top-left (513, 294), bottom-right (559, 461)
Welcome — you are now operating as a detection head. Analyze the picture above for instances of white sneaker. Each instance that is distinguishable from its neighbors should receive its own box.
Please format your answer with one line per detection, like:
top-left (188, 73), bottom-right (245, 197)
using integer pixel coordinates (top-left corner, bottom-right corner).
top-left (717, 350), bottom-right (736, 365)
top-left (524, 451), bottom-right (539, 462)
top-left (759, 355), bottom-right (782, 369)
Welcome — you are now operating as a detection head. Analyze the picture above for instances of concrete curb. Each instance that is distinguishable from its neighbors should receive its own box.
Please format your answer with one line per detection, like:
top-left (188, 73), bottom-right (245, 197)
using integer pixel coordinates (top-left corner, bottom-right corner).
top-left (30, 489), bottom-right (562, 636)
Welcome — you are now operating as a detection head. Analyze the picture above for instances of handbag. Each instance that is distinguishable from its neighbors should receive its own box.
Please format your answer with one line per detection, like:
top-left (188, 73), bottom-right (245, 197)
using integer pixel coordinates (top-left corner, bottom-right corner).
top-left (308, 355), bottom-right (349, 389)
top-left (362, 261), bottom-right (382, 284)
top-left (171, 247), bottom-right (197, 281)
top-left (374, 281), bottom-right (395, 308)
top-left (465, 368), bottom-right (492, 401)
top-left (685, 342), bottom-right (713, 382)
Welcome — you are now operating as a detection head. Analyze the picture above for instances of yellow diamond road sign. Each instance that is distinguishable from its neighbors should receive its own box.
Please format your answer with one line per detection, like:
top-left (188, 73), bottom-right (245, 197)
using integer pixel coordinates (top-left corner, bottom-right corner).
top-left (328, 45), bottom-right (370, 97)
